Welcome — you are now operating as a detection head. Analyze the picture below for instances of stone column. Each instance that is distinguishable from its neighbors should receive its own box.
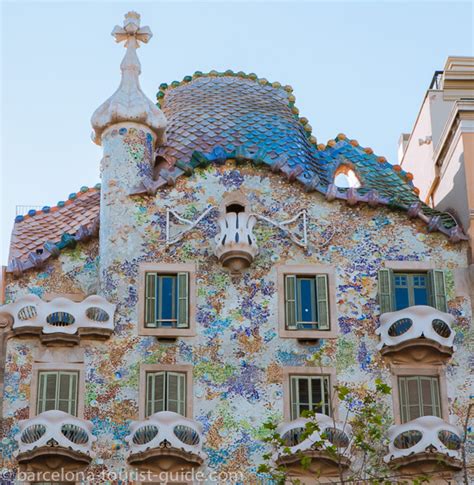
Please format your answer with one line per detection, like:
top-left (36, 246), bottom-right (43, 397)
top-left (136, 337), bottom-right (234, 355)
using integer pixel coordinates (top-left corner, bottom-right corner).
top-left (91, 11), bottom-right (166, 296)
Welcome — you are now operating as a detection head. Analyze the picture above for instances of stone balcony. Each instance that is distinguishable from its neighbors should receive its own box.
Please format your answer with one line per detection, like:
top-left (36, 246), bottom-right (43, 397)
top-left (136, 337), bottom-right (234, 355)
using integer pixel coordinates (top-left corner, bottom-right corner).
top-left (273, 414), bottom-right (352, 479)
top-left (384, 416), bottom-right (462, 474)
top-left (15, 410), bottom-right (96, 473)
top-left (0, 294), bottom-right (115, 346)
top-left (214, 207), bottom-right (258, 273)
top-left (126, 411), bottom-right (207, 473)
top-left (376, 305), bottom-right (455, 364)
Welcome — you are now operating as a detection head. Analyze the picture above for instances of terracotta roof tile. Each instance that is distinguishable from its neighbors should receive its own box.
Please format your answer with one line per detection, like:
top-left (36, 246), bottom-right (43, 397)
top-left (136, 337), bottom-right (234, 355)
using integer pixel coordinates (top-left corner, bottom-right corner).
top-left (8, 188), bottom-right (100, 268)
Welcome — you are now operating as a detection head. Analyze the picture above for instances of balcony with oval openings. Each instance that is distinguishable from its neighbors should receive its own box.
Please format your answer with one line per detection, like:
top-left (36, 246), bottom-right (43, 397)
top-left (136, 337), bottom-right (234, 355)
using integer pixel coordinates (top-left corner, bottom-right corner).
top-left (0, 294), bottom-right (116, 346)
top-left (126, 411), bottom-right (207, 473)
top-left (14, 410), bottom-right (96, 474)
top-left (376, 306), bottom-right (456, 364)
top-left (272, 414), bottom-right (352, 479)
top-left (214, 191), bottom-right (258, 274)
top-left (384, 416), bottom-right (462, 475)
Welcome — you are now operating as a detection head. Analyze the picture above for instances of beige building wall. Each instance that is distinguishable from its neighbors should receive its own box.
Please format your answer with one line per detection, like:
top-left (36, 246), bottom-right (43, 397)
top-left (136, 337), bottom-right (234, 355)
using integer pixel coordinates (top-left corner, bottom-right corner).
top-left (399, 57), bottom-right (474, 263)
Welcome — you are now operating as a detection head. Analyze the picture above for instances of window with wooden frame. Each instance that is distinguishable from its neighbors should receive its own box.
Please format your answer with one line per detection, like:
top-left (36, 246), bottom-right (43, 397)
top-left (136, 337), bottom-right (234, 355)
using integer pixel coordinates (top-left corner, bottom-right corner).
top-left (290, 375), bottom-right (331, 419)
top-left (145, 371), bottom-right (186, 417)
top-left (284, 274), bottom-right (329, 331)
top-left (378, 269), bottom-right (447, 313)
top-left (398, 375), bottom-right (441, 423)
top-left (144, 272), bottom-right (189, 329)
top-left (139, 263), bottom-right (196, 337)
top-left (36, 371), bottom-right (79, 416)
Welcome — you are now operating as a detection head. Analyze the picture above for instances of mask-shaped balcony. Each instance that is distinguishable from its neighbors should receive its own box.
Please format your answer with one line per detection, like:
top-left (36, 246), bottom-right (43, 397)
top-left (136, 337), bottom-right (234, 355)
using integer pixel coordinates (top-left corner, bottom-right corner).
top-left (376, 305), bottom-right (455, 364)
top-left (214, 192), bottom-right (258, 273)
top-left (272, 414), bottom-right (352, 479)
top-left (384, 416), bottom-right (462, 474)
top-left (126, 411), bottom-right (207, 473)
top-left (14, 410), bottom-right (96, 473)
top-left (0, 294), bottom-right (115, 346)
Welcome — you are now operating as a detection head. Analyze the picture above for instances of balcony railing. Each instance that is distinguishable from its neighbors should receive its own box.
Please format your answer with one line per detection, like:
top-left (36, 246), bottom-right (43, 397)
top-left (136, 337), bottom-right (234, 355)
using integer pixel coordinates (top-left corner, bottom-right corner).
top-left (0, 294), bottom-right (115, 344)
top-left (126, 411), bottom-right (206, 471)
top-left (15, 410), bottom-right (95, 469)
top-left (376, 305), bottom-right (455, 363)
top-left (429, 70), bottom-right (444, 90)
top-left (273, 414), bottom-right (352, 472)
top-left (385, 416), bottom-right (462, 470)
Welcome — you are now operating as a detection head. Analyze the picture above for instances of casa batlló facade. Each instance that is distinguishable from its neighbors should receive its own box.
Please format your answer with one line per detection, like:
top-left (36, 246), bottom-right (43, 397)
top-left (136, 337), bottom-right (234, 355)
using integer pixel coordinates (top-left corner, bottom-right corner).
top-left (0, 12), bottom-right (472, 485)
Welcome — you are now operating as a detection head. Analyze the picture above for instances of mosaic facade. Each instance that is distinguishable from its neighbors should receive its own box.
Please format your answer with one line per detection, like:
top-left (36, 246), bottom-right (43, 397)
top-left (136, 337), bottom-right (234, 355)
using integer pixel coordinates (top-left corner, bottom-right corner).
top-left (2, 157), bottom-right (473, 482)
top-left (1, 11), bottom-right (472, 485)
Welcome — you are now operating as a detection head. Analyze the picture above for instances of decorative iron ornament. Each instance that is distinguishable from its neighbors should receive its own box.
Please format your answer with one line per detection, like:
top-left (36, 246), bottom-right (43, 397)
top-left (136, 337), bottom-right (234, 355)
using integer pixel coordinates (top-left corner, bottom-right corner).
top-left (165, 206), bottom-right (308, 249)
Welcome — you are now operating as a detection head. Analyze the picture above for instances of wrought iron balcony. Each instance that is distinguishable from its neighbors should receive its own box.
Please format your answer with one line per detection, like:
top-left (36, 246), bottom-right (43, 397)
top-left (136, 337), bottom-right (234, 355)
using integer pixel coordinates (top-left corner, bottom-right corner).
top-left (384, 416), bottom-right (462, 473)
top-left (0, 294), bottom-right (115, 345)
top-left (15, 410), bottom-right (96, 472)
top-left (376, 305), bottom-right (455, 364)
top-left (273, 414), bottom-right (352, 478)
top-left (126, 411), bottom-right (206, 473)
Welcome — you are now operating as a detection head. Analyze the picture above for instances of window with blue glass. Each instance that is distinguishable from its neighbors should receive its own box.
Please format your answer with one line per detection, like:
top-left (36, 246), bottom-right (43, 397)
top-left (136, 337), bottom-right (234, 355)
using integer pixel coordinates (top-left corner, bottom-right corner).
top-left (285, 274), bottom-right (329, 330)
top-left (378, 269), bottom-right (447, 313)
top-left (393, 273), bottom-right (429, 310)
top-left (144, 272), bottom-right (189, 328)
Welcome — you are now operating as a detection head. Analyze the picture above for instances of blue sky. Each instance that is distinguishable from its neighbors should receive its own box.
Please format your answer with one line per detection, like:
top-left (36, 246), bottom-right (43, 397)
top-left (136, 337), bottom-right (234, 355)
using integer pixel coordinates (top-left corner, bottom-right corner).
top-left (1, 1), bottom-right (473, 264)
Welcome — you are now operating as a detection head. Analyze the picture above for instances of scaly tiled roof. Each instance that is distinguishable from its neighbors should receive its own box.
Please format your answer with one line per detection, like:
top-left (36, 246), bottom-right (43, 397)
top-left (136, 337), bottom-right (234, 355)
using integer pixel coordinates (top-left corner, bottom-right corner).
top-left (136, 71), bottom-right (464, 242)
top-left (7, 70), bottom-right (467, 274)
top-left (7, 186), bottom-right (100, 274)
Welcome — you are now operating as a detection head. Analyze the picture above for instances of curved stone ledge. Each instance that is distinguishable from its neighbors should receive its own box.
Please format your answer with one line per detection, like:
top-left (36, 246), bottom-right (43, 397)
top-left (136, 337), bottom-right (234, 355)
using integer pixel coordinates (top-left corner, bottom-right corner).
top-left (15, 411), bottom-right (96, 472)
top-left (0, 294), bottom-right (115, 343)
top-left (126, 411), bottom-right (206, 473)
top-left (273, 414), bottom-right (352, 477)
top-left (376, 306), bottom-right (456, 363)
top-left (384, 416), bottom-right (462, 473)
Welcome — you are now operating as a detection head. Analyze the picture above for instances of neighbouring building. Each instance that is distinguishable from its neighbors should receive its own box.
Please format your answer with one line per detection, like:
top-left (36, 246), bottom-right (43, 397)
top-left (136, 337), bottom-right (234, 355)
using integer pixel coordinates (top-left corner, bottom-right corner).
top-left (0, 12), bottom-right (472, 485)
top-left (398, 57), bottom-right (474, 264)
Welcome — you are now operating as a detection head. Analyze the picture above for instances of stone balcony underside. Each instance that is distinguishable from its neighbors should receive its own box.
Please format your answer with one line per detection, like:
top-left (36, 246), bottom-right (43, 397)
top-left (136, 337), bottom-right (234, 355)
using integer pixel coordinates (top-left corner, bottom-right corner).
top-left (384, 416), bottom-right (462, 474)
top-left (126, 411), bottom-right (207, 473)
top-left (376, 305), bottom-right (456, 364)
top-left (214, 211), bottom-right (258, 273)
top-left (273, 414), bottom-right (352, 478)
top-left (15, 410), bottom-right (96, 473)
top-left (0, 294), bottom-right (115, 345)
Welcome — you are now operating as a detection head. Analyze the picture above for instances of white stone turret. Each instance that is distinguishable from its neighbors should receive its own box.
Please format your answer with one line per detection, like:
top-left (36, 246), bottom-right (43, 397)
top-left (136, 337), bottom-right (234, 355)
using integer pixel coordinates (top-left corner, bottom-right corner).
top-left (91, 12), bottom-right (166, 295)
top-left (91, 11), bottom-right (166, 145)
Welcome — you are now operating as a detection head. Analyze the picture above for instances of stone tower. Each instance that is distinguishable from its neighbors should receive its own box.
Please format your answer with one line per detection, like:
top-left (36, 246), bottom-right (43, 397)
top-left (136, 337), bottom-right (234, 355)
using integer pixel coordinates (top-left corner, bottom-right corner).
top-left (91, 11), bottom-right (167, 295)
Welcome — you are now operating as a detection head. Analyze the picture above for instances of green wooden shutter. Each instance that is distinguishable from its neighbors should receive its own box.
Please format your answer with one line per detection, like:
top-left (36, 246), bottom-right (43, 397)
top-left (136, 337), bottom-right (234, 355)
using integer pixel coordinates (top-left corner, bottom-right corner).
top-left (167, 372), bottom-right (186, 416)
top-left (58, 372), bottom-right (78, 416)
top-left (177, 272), bottom-right (189, 328)
top-left (290, 376), bottom-right (298, 420)
top-left (398, 376), bottom-right (408, 423)
top-left (316, 274), bottom-right (330, 330)
top-left (146, 372), bottom-right (165, 417)
top-left (145, 272), bottom-right (157, 327)
top-left (285, 275), bottom-right (297, 329)
top-left (378, 269), bottom-right (394, 314)
top-left (428, 270), bottom-right (448, 312)
top-left (37, 372), bottom-right (58, 414)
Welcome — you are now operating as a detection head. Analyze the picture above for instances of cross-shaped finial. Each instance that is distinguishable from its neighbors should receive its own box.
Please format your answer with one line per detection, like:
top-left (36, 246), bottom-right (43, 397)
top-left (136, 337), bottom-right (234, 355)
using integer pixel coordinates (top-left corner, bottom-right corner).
top-left (111, 11), bottom-right (152, 48)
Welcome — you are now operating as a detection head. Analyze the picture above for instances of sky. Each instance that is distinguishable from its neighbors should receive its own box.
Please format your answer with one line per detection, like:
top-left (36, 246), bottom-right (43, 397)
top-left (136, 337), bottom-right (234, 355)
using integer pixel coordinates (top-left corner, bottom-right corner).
top-left (1, 0), bottom-right (473, 264)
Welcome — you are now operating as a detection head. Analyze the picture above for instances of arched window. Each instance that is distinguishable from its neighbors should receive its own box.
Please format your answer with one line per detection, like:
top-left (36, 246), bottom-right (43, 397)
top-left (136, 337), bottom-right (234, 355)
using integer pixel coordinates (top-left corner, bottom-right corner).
top-left (334, 165), bottom-right (362, 188)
